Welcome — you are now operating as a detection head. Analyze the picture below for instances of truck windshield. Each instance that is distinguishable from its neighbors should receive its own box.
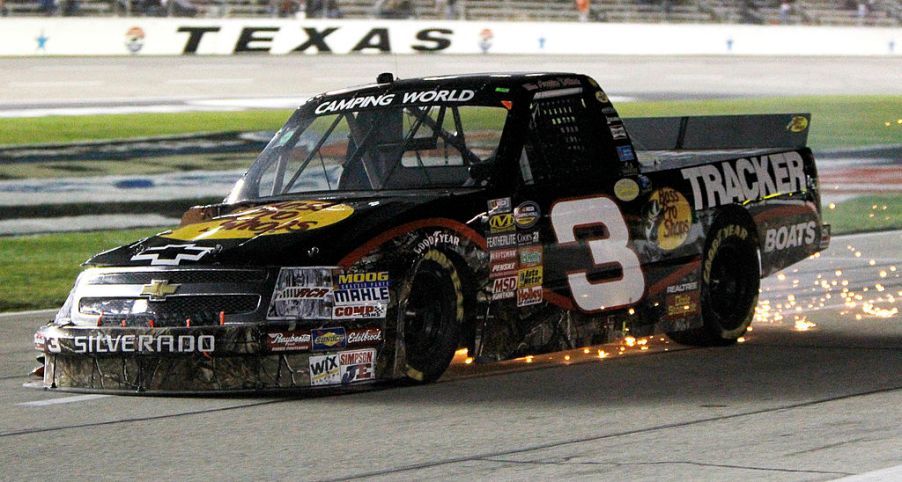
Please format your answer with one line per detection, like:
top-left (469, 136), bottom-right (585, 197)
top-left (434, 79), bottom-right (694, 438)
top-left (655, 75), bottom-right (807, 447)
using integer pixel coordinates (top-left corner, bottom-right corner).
top-left (227, 103), bottom-right (508, 202)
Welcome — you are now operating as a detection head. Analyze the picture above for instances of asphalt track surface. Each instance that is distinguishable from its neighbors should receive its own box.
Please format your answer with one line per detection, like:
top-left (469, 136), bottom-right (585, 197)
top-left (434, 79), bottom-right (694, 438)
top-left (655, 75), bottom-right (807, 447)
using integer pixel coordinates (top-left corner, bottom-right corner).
top-left (1, 55), bottom-right (901, 109)
top-left (0, 55), bottom-right (900, 480)
top-left (0, 230), bottom-right (899, 481)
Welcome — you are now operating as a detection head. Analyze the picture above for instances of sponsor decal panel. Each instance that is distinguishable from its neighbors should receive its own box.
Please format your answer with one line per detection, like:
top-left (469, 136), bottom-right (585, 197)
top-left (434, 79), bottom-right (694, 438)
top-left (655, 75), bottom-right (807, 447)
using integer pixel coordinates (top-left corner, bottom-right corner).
top-left (517, 266), bottom-right (543, 288)
top-left (311, 327), bottom-right (347, 351)
top-left (491, 276), bottom-right (518, 300)
top-left (786, 115), bottom-right (809, 133)
top-left (513, 201), bottom-right (541, 229)
top-left (487, 233), bottom-right (517, 249)
top-left (346, 328), bottom-right (383, 347)
top-left (309, 353), bottom-right (341, 386)
top-left (764, 221), bottom-right (816, 252)
top-left (490, 248), bottom-right (518, 263)
top-left (518, 245), bottom-right (543, 268)
top-left (616, 145), bottom-right (636, 162)
top-left (490, 260), bottom-right (518, 279)
top-left (340, 348), bottom-right (377, 384)
top-left (165, 200), bottom-right (354, 241)
top-left (336, 271), bottom-right (390, 289)
top-left (645, 187), bottom-right (692, 251)
top-left (487, 197), bottom-right (512, 213)
top-left (333, 286), bottom-right (390, 304)
top-left (489, 213), bottom-right (515, 233)
top-left (332, 304), bottom-right (387, 319)
top-left (666, 291), bottom-right (700, 320)
top-left (266, 331), bottom-right (311, 352)
top-left (614, 178), bottom-right (640, 202)
top-left (516, 230), bottom-right (540, 247)
top-left (680, 151), bottom-right (806, 210)
top-left (517, 286), bottom-right (543, 307)
top-left (316, 89), bottom-right (475, 114)
top-left (609, 124), bottom-right (628, 140)
top-left (666, 281), bottom-right (698, 294)
top-left (268, 267), bottom-right (334, 320)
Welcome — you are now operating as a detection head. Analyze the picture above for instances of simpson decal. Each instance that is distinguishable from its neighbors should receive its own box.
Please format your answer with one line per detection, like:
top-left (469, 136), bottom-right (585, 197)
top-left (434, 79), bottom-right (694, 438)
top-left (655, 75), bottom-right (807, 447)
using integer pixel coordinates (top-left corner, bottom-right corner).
top-left (165, 200), bottom-right (354, 241)
top-left (645, 187), bottom-right (692, 251)
top-left (340, 348), bottom-right (376, 384)
top-left (764, 221), bottom-right (816, 252)
top-left (681, 152), bottom-right (806, 210)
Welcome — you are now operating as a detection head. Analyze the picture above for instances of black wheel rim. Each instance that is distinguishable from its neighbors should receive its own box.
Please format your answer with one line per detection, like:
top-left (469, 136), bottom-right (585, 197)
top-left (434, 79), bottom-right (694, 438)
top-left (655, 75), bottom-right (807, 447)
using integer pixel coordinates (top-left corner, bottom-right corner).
top-left (708, 242), bottom-right (756, 330)
top-left (404, 269), bottom-right (451, 358)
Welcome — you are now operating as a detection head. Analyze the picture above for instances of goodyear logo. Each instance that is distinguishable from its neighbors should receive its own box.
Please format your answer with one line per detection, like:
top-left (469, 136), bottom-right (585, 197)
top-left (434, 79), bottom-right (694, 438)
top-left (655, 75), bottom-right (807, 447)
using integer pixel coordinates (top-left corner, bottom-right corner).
top-left (518, 267), bottom-right (543, 288)
top-left (165, 200), bottom-right (354, 241)
top-left (489, 213), bottom-right (515, 233)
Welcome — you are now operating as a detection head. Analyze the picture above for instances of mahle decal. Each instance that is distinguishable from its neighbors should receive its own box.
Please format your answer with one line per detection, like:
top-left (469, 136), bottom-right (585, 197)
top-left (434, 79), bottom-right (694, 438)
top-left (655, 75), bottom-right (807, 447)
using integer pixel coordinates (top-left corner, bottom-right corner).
top-left (165, 200), bottom-right (353, 241)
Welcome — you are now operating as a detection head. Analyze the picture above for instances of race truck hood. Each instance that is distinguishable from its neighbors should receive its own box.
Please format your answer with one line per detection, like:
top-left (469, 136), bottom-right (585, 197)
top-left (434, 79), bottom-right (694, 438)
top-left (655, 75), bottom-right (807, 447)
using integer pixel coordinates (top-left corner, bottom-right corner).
top-left (86, 191), bottom-right (485, 268)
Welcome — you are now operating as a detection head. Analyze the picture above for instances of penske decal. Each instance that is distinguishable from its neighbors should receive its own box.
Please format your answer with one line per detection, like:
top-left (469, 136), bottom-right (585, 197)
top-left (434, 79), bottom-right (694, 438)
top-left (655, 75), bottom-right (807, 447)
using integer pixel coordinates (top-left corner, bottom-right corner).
top-left (680, 152), bottom-right (806, 210)
top-left (165, 200), bottom-right (354, 241)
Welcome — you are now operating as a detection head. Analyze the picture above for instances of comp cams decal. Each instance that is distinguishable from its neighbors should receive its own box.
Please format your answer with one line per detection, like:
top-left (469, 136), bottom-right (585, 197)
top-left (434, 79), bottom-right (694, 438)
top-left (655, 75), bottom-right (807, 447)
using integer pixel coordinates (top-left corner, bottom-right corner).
top-left (681, 151), bottom-right (806, 210)
top-left (165, 200), bottom-right (354, 241)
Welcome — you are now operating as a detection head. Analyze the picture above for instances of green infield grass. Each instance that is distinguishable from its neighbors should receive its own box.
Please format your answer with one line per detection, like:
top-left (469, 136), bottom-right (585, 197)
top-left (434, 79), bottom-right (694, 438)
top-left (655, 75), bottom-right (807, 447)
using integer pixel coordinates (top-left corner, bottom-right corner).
top-left (1, 194), bottom-right (898, 312)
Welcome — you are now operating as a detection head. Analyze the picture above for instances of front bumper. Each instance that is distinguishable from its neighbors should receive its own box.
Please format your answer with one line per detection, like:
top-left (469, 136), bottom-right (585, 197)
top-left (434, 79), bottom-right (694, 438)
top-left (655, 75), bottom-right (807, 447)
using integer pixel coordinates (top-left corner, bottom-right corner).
top-left (35, 322), bottom-right (389, 394)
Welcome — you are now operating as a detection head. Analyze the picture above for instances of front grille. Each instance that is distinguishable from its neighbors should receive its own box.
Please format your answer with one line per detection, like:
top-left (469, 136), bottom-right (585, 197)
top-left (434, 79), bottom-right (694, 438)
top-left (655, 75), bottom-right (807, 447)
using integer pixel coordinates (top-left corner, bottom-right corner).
top-left (89, 270), bottom-right (268, 285)
top-left (82, 295), bottom-right (261, 327)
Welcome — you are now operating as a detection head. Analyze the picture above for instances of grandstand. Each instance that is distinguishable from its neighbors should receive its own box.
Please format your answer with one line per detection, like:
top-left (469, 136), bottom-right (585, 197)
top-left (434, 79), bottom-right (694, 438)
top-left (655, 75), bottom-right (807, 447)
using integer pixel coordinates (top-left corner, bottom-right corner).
top-left (1, 0), bottom-right (899, 26)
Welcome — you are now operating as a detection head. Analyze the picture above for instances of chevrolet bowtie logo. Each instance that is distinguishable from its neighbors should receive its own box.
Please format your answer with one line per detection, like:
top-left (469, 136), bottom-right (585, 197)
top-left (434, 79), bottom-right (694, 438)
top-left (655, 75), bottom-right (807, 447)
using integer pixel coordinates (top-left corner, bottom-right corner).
top-left (141, 280), bottom-right (180, 301)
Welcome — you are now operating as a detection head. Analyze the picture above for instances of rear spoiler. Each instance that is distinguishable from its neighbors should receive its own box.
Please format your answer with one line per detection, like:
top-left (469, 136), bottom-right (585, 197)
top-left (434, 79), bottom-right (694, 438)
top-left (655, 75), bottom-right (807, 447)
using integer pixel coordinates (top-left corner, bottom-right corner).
top-left (622, 113), bottom-right (811, 151)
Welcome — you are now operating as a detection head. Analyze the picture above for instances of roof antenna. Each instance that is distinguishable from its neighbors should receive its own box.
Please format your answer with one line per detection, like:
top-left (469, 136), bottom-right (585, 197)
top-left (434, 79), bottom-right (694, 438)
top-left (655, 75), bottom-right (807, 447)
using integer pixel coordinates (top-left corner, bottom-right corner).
top-left (377, 72), bottom-right (395, 84)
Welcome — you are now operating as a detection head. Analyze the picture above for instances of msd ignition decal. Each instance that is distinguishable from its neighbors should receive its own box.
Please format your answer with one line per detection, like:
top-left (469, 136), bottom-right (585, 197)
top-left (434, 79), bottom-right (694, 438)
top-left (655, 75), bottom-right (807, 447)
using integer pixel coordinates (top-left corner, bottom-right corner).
top-left (340, 348), bottom-right (377, 384)
top-left (309, 353), bottom-right (340, 386)
top-left (311, 327), bottom-right (347, 351)
top-left (267, 267), bottom-right (334, 320)
top-left (265, 331), bottom-right (311, 352)
top-left (165, 200), bottom-right (354, 241)
top-left (131, 243), bottom-right (214, 266)
top-left (681, 151), bottom-right (806, 210)
top-left (491, 276), bottom-right (518, 300)
top-left (315, 89), bottom-right (475, 114)
top-left (644, 187), bottom-right (692, 251)
top-left (764, 221), bottom-right (816, 252)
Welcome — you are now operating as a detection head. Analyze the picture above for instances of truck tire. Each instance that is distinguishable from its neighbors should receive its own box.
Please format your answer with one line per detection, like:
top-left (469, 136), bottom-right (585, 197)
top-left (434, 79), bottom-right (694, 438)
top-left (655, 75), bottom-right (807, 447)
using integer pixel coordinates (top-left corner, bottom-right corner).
top-left (668, 221), bottom-right (759, 346)
top-left (402, 250), bottom-right (464, 383)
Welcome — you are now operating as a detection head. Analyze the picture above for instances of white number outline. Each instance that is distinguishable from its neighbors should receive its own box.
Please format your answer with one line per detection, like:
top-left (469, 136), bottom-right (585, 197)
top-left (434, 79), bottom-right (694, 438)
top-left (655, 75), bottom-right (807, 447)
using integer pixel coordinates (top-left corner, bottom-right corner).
top-left (550, 195), bottom-right (646, 312)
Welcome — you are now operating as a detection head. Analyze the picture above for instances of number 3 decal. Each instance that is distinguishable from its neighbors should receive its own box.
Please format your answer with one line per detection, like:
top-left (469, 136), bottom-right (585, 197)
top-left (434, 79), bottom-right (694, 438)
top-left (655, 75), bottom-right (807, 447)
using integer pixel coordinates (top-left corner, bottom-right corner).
top-left (550, 196), bottom-right (645, 311)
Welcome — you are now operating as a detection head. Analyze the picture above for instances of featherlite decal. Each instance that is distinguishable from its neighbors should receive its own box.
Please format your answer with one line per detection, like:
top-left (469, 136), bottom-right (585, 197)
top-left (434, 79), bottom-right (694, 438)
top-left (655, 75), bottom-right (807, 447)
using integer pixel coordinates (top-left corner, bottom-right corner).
top-left (680, 151), bottom-right (806, 210)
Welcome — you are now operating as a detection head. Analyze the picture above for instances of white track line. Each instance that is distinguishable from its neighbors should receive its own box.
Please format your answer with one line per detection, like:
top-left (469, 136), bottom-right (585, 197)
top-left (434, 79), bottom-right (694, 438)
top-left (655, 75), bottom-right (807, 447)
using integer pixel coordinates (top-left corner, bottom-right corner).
top-left (17, 394), bottom-right (111, 407)
top-left (834, 464), bottom-right (902, 481)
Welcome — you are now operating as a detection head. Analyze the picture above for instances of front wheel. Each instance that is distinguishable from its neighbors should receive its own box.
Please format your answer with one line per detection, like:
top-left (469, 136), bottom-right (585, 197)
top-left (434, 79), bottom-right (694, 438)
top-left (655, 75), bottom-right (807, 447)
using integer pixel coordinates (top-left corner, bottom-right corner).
top-left (668, 221), bottom-right (760, 346)
top-left (401, 250), bottom-right (464, 383)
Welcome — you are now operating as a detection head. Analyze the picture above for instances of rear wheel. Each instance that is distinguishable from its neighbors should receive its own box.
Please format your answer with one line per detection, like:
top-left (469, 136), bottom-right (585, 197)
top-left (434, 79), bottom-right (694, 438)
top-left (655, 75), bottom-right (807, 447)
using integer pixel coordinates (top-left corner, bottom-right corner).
top-left (668, 221), bottom-right (759, 346)
top-left (402, 250), bottom-right (464, 383)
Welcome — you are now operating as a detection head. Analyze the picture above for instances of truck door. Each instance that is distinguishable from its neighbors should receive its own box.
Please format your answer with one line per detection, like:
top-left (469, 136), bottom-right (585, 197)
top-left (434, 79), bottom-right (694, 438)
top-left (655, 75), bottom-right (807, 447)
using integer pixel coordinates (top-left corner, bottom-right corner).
top-left (507, 86), bottom-right (646, 315)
